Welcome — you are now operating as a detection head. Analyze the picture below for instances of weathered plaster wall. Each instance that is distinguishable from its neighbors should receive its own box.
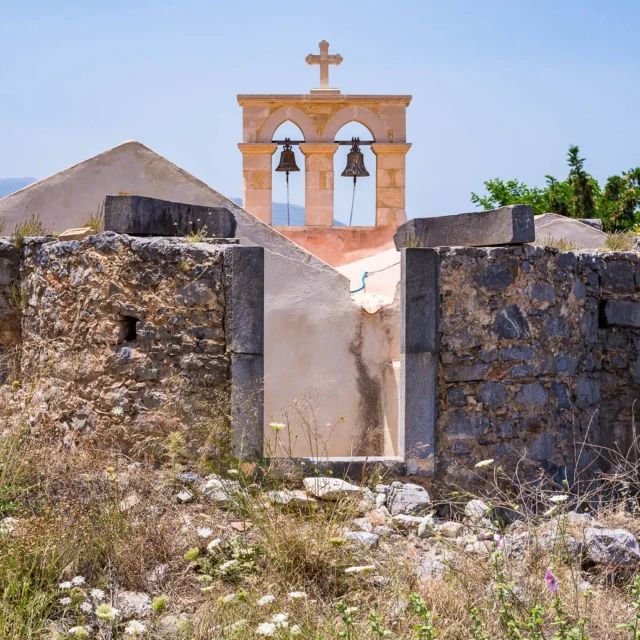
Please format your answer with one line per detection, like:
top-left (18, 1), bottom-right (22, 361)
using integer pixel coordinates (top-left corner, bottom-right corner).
top-left (435, 245), bottom-right (640, 485)
top-left (0, 142), bottom-right (390, 456)
top-left (18, 233), bottom-right (233, 449)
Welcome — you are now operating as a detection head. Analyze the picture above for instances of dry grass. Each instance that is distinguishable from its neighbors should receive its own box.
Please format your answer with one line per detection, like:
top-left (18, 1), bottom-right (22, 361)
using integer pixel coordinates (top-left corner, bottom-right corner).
top-left (2, 380), bottom-right (640, 638)
top-left (12, 213), bottom-right (50, 247)
top-left (601, 230), bottom-right (637, 252)
top-left (535, 235), bottom-right (581, 251)
top-left (83, 205), bottom-right (104, 233)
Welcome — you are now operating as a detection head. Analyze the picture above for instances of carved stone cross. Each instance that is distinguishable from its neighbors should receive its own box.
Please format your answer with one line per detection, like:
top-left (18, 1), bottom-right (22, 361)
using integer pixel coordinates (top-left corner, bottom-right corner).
top-left (306, 40), bottom-right (343, 89)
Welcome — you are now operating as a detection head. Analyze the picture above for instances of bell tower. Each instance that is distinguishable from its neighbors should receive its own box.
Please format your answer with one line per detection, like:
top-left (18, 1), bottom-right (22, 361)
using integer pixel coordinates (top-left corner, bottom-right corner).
top-left (237, 41), bottom-right (411, 265)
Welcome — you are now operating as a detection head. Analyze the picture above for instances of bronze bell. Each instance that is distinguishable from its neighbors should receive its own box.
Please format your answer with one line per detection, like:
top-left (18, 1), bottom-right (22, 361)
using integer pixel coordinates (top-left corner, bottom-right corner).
top-left (342, 138), bottom-right (370, 180)
top-left (275, 139), bottom-right (300, 174)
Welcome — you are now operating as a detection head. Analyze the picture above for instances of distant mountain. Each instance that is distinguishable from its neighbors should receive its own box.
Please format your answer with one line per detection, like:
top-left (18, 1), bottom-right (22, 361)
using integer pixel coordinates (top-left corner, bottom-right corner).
top-left (231, 198), bottom-right (345, 227)
top-left (0, 177), bottom-right (37, 199)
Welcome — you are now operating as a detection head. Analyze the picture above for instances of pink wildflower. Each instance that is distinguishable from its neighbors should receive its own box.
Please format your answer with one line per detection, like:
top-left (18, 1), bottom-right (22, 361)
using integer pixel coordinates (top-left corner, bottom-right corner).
top-left (545, 569), bottom-right (559, 592)
top-left (494, 534), bottom-right (503, 550)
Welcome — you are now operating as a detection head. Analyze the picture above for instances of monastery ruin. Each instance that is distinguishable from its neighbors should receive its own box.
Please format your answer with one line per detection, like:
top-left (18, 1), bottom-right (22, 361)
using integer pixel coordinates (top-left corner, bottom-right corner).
top-left (0, 42), bottom-right (637, 489)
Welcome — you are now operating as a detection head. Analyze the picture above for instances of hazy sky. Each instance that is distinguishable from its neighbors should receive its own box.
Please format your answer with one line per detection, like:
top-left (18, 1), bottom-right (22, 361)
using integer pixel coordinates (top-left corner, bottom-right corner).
top-left (2, 0), bottom-right (639, 225)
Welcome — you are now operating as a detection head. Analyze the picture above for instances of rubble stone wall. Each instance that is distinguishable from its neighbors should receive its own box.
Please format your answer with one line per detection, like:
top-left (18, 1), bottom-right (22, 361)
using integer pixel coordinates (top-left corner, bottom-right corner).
top-left (18, 232), bottom-right (242, 450)
top-left (0, 240), bottom-right (21, 383)
top-left (436, 245), bottom-right (640, 484)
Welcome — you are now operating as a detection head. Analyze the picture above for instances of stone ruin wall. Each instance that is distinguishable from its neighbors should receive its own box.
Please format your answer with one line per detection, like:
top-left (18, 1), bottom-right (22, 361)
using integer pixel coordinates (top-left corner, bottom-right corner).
top-left (436, 244), bottom-right (640, 485)
top-left (0, 232), bottom-right (263, 456)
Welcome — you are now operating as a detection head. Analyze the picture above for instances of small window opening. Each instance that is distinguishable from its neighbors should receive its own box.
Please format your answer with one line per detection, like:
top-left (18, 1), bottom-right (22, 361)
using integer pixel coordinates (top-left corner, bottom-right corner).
top-left (598, 301), bottom-right (609, 329)
top-left (119, 315), bottom-right (138, 343)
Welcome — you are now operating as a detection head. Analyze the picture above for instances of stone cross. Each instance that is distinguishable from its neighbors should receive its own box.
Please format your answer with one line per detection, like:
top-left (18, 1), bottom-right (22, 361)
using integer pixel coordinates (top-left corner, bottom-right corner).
top-left (306, 40), bottom-right (343, 89)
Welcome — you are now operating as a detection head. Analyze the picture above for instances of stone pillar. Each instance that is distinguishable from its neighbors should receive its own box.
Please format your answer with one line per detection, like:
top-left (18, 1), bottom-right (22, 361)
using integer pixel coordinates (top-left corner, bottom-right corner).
top-left (299, 143), bottom-right (339, 226)
top-left (224, 245), bottom-right (265, 459)
top-left (238, 143), bottom-right (277, 225)
top-left (371, 143), bottom-right (411, 227)
top-left (399, 248), bottom-right (439, 475)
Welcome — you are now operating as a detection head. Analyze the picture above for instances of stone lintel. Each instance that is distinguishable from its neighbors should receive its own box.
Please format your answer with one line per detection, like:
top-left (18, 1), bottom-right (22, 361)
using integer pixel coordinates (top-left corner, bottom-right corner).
top-left (299, 143), bottom-right (339, 155)
top-left (394, 205), bottom-right (535, 250)
top-left (371, 143), bottom-right (412, 155)
top-left (237, 94), bottom-right (412, 106)
top-left (104, 195), bottom-right (236, 238)
top-left (238, 143), bottom-right (278, 155)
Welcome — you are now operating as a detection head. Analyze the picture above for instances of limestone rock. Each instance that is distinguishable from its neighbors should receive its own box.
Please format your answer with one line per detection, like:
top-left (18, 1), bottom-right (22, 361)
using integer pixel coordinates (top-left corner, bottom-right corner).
top-left (176, 490), bottom-right (194, 503)
top-left (433, 521), bottom-right (465, 538)
top-left (267, 489), bottom-right (317, 508)
top-left (464, 499), bottom-right (491, 520)
top-left (303, 477), bottom-right (361, 501)
top-left (114, 591), bottom-right (152, 620)
top-left (353, 517), bottom-right (374, 533)
top-left (387, 483), bottom-right (431, 516)
top-left (585, 528), bottom-right (640, 567)
top-left (58, 227), bottom-right (95, 241)
top-left (344, 531), bottom-right (379, 548)
top-left (202, 475), bottom-right (241, 504)
top-left (391, 513), bottom-right (428, 533)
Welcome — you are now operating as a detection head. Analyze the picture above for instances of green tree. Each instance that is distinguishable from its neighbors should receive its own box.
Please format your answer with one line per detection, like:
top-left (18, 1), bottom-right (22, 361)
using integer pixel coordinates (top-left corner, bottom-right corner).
top-left (471, 145), bottom-right (640, 232)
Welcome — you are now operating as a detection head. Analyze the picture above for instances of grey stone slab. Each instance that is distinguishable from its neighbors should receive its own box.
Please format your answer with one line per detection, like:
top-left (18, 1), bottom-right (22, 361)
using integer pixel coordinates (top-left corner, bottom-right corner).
top-left (401, 248), bottom-right (440, 354)
top-left (104, 195), bottom-right (236, 237)
top-left (394, 205), bottom-right (534, 249)
top-left (602, 300), bottom-right (640, 328)
top-left (442, 363), bottom-right (490, 382)
top-left (230, 354), bottom-right (264, 459)
top-left (223, 246), bottom-right (264, 355)
top-left (400, 352), bottom-right (437, 463)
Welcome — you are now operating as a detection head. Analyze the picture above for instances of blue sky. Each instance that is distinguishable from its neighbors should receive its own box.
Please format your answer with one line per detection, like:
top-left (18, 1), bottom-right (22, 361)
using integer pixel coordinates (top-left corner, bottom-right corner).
top-left (1, 0), bottom-right (639, 225)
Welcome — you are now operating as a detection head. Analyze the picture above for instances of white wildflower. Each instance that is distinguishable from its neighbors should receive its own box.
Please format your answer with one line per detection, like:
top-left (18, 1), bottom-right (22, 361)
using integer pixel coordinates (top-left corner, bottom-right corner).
top-left (256, 622), bottom-right (277, 636)
top-left (474, 459), bottom-right (494, 468)
top-left (124, 620), bottom-right (147, 636)
top-left (197, 527), bottom-right (214, 538)
top-left (550, 494), bottom-right (568, 503)
top-left (270, 422), bottom-right (286, 432)
top-left (219, 560), bottom-right (238, 571)
top-left (291, 625), bottom-right (302, 636)
top-left (207, 538), bottom-right (223, 554)
top-left (90, 589), bottom-right (106, 601)
top-left (229, 619), bottom-right (247, 632)
top-left (95, 603), bottom-right (119, 622)
top-left (345, 565), bottom-right (376, 574)
top-left (227, 469), bottom-right (239, 476)
top-left (271, 612), bottom-right (289, 628)
top-left (79, 602), bottom-right (93, 614)
top-left (345, 607), bottom-right (359, 614)
top-left (59, 597), bottom-right (73, 606)
top-left (257, 594), bottom-right (276, 606)
top-left (71, 575), bottom-right (86, 586)
top-left (59, 581), bottom-right (73, 590)
top-left (67, 626), bottom-right (89, 639)
top-left (544, 506), bottom-right (557, 517)
top-left (222, 593), bottom-right (238, 603)
top-left (288, 591), bottom-right (307, 599)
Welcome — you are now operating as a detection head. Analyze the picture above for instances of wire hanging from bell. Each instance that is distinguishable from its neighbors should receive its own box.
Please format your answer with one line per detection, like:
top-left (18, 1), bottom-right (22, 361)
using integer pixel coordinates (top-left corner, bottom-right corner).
top-left (341, 138), bottom-right (370, 226)
top-left (275, 138), bottom-right (300, 225)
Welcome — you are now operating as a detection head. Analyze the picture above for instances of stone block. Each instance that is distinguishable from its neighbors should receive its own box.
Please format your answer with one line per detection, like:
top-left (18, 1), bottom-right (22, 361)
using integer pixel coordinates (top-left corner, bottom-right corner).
top-left (58, 227), bottom-right (95, 241)
top-left (104, 195), bottom-right (236, 238)
top-left (231, 353), bottom-right (264, 459)
top-left (223, 246), bottom-right (264, 355)
top-left (602, 300), bottom-right (640, 328)
top-left (401, 248), bottom-right (440, 354)
top-left (400, 352), bottom-right (437, 462)
top-left (394, 205), bottom-right (535, 249)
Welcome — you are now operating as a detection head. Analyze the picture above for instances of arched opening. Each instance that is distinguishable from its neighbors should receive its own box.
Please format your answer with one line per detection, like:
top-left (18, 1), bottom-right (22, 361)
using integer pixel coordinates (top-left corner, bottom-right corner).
top-left (333, 122), bottom-right (376, 226)
top-left (271, 121), bottom-right (305, 226)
